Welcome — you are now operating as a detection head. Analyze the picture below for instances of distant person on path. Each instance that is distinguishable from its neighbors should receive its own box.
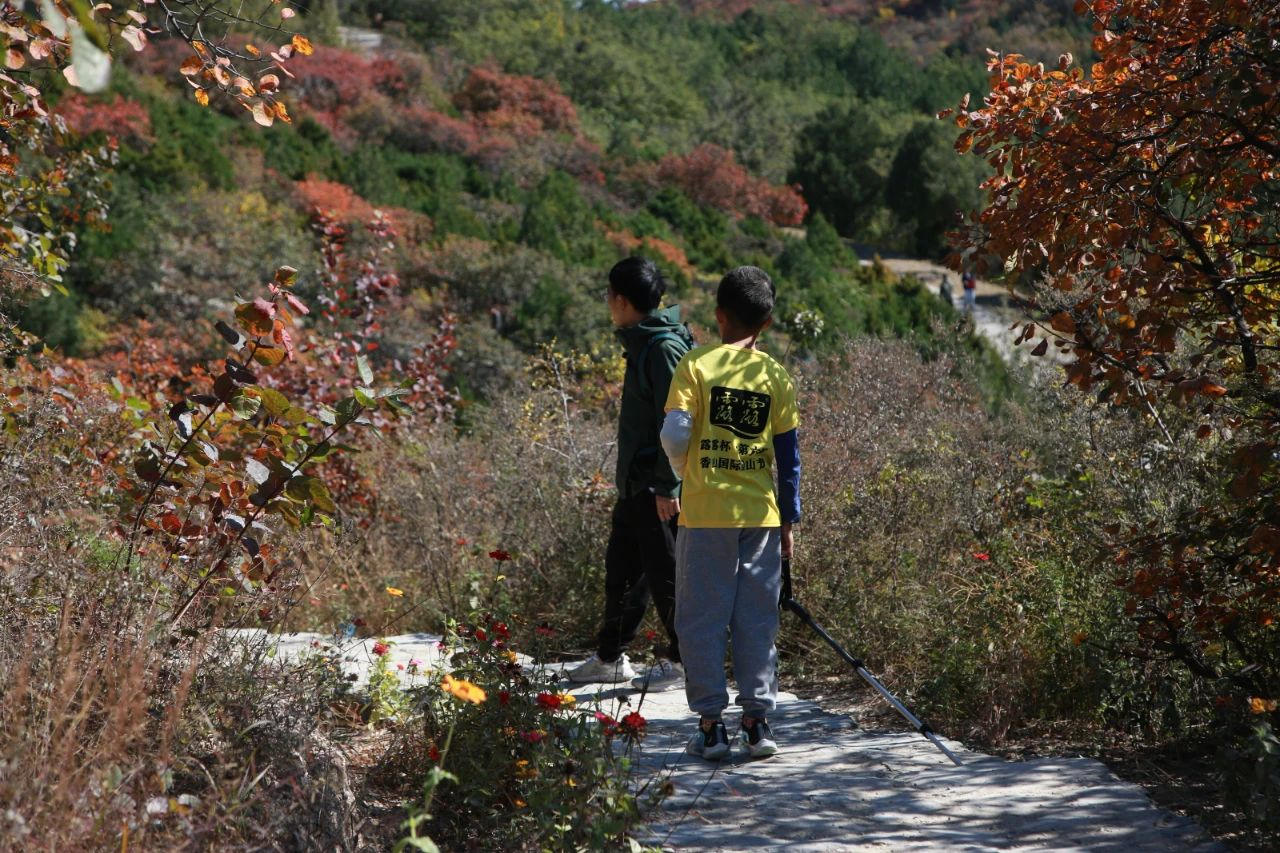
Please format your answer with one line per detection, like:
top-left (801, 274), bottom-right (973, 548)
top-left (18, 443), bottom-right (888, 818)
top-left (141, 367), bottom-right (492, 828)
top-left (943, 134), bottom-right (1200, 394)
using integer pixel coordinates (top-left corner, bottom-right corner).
top-left (939, 274), bottom-right (953, 308)
top-left (660, 266), bottom-right (801, 761)
top-left (961, 270), bottom-right (977, 313)
top-left (567, 257), bottom-right (693, 692)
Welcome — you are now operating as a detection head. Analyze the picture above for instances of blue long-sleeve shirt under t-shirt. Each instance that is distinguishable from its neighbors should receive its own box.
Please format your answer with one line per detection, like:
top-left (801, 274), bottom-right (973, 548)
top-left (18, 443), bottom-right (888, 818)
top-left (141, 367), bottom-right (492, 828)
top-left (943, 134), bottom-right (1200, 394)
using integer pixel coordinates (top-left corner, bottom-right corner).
top-left (772, 428), bottom-right (801, 524)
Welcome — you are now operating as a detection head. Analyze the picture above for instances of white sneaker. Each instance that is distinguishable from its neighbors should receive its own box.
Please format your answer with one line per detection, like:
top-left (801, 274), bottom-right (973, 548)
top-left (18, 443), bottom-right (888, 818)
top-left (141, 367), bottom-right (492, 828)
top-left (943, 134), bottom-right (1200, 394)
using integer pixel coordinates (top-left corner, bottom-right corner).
top-left (740, 718), bottom-right (778, 758)
top-left (687, 719), bottom-right (731, 760)
top-left (566, 653), bottom-right (636, 684)
top-left (630, 659), bottom-right (685, 692)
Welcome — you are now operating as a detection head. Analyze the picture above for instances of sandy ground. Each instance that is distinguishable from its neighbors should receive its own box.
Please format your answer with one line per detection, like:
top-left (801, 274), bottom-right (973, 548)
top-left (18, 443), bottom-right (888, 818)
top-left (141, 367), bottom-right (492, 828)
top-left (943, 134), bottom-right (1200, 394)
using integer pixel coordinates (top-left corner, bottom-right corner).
top-left (227, 632), bottom-right (1222, 852)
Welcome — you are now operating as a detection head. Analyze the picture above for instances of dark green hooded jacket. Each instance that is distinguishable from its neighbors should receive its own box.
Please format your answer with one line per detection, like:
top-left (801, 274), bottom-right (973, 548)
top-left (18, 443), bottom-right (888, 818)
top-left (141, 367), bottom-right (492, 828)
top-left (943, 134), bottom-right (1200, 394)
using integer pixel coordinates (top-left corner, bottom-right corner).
top-left (615, 305), bottom-right (694, 499)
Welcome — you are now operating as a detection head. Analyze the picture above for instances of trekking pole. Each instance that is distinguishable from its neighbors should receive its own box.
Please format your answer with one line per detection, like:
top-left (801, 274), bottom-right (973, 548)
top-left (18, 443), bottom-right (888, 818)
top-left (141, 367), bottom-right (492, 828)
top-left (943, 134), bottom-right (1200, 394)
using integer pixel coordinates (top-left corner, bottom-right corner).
top-left (780, 558), bottom-right (963, 767)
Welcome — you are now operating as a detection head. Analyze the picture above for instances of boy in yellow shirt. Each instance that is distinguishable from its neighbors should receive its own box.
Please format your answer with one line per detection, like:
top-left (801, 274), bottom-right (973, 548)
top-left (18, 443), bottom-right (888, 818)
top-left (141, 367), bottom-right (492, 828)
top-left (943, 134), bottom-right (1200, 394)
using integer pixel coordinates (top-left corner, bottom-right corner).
top-left (660, 266), bottom-right (801, 760)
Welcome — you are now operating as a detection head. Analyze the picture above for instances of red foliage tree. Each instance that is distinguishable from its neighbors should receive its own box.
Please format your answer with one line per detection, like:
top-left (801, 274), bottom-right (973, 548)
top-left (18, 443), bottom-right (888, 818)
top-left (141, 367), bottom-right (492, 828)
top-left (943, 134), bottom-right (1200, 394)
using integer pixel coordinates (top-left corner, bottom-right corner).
top-left (295, 177), bottom-right (378, 223)
top-left (951, 0), bottom-right (1280, 706)
top-left (653, 144), bottom-right (808, 226)
top-left (453, 66), bottom-right (580, 135)
top-left (56, 94), bottom-right (153, 144)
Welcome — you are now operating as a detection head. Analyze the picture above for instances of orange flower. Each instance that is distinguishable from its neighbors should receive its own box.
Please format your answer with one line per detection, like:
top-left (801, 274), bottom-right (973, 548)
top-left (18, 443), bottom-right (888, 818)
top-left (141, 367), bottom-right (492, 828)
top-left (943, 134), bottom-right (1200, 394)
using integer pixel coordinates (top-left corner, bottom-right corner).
top-left (1071, 631), bottom-right (1088, 646)
top-left (385, 586), bottom-right (404, 597)
top-left (1248, 696), bottom-right (1277, 714)
top-left (441, 674), bottom-right (486, 704)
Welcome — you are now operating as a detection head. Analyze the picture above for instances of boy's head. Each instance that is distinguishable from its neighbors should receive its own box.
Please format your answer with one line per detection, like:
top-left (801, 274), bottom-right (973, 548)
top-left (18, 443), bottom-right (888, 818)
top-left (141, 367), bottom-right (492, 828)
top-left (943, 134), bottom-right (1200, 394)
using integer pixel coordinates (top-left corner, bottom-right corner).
top-left (715, 266), bottom-right (775, 337)
top-left (606, 257), bottom-right (665, 326)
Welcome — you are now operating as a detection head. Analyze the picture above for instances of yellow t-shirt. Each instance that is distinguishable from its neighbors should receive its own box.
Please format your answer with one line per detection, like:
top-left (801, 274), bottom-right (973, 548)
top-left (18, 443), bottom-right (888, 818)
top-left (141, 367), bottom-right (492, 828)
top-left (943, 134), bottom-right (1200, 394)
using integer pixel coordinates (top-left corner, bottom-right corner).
top-left (664, 343), bottom-right (799, 528)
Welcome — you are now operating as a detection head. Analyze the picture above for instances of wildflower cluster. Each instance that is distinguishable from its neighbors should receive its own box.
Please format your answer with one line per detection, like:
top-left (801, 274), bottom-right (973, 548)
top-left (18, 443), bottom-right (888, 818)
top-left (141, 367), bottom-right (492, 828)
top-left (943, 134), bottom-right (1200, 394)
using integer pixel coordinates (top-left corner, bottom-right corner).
top-left (378, 610), bottom-right (655, 850)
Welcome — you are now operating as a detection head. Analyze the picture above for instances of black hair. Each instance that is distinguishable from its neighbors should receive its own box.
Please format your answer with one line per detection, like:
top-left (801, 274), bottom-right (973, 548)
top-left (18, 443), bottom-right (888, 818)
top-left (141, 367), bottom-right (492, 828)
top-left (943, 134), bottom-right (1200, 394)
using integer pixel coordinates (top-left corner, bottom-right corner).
top-left (716, 265), bottom-right (775, 330)
top-left (608, 256), bottom-right (666, 312)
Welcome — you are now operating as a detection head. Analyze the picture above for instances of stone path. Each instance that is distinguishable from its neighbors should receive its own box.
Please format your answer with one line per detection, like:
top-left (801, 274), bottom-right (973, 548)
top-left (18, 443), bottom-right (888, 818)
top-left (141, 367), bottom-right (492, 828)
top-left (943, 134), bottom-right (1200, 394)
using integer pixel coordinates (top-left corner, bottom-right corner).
top-left (870, 257), bottom-right (1070, 366)
top-left (227, 632), bottom-right (1221, 852)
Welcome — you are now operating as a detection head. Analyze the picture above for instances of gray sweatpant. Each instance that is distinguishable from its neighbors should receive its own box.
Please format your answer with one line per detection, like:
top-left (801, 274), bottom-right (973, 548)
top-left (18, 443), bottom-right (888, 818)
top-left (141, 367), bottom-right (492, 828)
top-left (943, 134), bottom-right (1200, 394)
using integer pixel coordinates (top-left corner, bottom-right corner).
top-left (674, 526), bottom-right (781, 718)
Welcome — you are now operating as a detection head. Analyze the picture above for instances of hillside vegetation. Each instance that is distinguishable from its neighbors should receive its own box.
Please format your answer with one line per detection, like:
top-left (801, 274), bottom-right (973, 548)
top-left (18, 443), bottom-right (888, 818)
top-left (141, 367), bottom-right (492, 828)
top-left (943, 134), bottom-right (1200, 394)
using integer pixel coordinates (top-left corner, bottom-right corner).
top-left (2, 0), bottom-right (1277, 850)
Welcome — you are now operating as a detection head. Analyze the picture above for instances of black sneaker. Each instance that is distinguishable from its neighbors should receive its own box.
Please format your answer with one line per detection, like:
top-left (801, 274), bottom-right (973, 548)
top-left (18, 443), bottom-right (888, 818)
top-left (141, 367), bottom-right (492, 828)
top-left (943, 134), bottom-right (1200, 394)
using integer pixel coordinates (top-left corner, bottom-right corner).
top-left (740, 717), bottom-right (778, 758)
top-left (686, 719), bottom-right (731, 760)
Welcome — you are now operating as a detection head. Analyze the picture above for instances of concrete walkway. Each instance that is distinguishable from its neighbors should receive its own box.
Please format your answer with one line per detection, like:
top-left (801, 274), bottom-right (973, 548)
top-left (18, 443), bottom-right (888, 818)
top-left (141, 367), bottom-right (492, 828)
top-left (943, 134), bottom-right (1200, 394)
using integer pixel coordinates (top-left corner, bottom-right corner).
top-left (606, 684), bottom-right (1221, 852)
top-left (226, 633), bottom-right (1220, 852)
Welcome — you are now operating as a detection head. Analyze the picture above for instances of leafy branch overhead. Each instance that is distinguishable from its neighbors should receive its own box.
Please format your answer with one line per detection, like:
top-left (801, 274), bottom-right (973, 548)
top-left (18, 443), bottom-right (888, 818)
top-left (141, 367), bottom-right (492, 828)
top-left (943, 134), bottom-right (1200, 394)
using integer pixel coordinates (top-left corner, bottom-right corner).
top-left (1, 0), bottom-right (309, 306)
top-left (120, 265), bottom-right (415, 628)
top-left (950, 0), bottom-right (1280, 697)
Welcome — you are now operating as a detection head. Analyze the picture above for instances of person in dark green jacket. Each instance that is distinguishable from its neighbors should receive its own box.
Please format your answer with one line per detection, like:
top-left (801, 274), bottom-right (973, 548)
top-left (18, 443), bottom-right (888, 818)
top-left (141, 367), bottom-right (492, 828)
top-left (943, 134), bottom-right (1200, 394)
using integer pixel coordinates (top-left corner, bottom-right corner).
top-left (568, 257), bottom-right (693, 691)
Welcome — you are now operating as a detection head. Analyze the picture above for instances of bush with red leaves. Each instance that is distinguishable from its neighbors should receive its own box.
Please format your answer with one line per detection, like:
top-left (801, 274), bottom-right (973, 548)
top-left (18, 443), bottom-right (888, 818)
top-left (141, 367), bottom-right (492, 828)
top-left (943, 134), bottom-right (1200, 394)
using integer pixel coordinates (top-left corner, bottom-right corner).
top-left (653, 144), bottom-right (807, 226)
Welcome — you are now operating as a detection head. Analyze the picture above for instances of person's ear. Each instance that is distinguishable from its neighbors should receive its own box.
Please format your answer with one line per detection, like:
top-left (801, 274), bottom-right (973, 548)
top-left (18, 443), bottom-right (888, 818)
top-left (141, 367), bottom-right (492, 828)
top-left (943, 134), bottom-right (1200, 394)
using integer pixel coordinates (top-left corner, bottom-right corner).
top-left (714, 306), bottom-right (726, 327)
top-left (760, 316), bottom-right (773, 333)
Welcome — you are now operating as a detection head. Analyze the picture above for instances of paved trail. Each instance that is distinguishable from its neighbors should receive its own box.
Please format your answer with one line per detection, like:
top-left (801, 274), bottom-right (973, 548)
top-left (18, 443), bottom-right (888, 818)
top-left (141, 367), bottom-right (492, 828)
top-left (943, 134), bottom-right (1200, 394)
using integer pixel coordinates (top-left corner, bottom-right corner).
top-left (614, 685), bottom-right (1219, 852)
top-left (232, 633), bottom-right (1220, 852)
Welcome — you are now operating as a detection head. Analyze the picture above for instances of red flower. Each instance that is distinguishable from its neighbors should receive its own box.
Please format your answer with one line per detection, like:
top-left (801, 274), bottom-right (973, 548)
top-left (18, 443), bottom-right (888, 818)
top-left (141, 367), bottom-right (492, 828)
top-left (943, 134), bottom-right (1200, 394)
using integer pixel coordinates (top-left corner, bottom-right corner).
top-left (972, 552), bottom-right (991, 562)
top-left (536, 692), bottom-right (562, 711)
top-left (455, 537), bottom-right (469, 546)
top-left (520, 730), bottom-right (546, 743)
top-left (534, 623), bottom-right (556, 637)
top-left (644, 629), bottom-right (658, 642)
top-left (619, 711), bottom-right (647, 738)
top-left (489, 549), bottom-right (511, 561)
top-left (492, 621), bottom-right (510, 639)
top-left (594, 711), bottom-right (619, 736)
top-left (428, 743), bottom-right (441, 762)
top-left (498, 690), bottom-right (511, 706)
top-left (474, 627), bottom-right (488, 642)
top-left (371, 640), bottom-right (390, 657)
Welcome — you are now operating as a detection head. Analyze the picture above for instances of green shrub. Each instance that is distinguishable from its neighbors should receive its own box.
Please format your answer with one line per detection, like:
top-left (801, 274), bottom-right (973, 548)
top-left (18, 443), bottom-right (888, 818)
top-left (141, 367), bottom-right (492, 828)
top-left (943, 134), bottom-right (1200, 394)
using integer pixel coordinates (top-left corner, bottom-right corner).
top-left (646, 187), bottom-right (732, 271)
top-left (518, 170), bottom-right (612, 267)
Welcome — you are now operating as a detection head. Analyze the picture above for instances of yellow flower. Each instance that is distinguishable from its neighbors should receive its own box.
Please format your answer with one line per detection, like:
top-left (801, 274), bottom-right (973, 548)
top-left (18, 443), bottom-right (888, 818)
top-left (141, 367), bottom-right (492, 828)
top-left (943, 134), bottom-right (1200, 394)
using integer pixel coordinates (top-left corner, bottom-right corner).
top-left (557, 693), bottom-right (576, 707)
top-left (441, 674), bottom-right (486, 704)
top-left (503, 650), bottom-right (519, 664)
top-left (386, 586), bottom-right (404, 597)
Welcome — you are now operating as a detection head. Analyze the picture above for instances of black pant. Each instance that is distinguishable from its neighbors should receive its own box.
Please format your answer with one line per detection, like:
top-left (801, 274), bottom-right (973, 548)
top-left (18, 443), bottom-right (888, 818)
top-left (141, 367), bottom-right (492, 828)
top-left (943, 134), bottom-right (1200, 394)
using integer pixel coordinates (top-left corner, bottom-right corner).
top-left (596, 491), bottom-right (681, 664)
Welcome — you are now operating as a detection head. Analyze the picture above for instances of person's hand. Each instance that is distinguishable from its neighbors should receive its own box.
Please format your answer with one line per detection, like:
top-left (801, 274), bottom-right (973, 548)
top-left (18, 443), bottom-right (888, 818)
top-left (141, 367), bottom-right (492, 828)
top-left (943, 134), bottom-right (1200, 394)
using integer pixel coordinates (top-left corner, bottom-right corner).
top-left (655, 495), bottom-right (680, 522)
top-left (780, 522), bottom-right (793, 559)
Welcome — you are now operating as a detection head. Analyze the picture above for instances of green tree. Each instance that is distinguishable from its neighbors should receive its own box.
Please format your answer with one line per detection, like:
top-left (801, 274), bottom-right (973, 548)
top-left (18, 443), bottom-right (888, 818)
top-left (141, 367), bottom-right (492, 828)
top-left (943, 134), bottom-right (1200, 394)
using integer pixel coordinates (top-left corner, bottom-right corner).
top-left (886, 120), bottom-right (985, 258)
top-left (518, 171), bottom-right (607, 266)
top-left (789, 100), bottom-right (901, 239)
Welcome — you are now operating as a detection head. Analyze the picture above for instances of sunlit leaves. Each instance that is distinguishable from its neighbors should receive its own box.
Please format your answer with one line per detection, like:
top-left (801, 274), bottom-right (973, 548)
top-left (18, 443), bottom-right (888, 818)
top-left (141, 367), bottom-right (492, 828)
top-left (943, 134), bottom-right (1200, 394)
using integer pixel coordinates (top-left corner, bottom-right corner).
top-left (234, 302), bottom-right (274, 337)
top-left (953, 0), bottom-right (1280, 708)
top-left (110, 261), bottom-right (434, 625)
